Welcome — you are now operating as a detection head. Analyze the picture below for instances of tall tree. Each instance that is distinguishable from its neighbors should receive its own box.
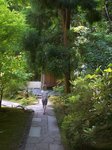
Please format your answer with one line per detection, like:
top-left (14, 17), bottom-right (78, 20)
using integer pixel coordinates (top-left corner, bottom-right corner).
top-left (0, 0), bottom-right (30, 108)
top-left (28, 0), bottom-right (99, 93)
top-left (23, 28), bottom-right (41, 80)
top-left (30, 0), bottom-right (101, 92)
top-left (23, 5), bottom-right (57, 80)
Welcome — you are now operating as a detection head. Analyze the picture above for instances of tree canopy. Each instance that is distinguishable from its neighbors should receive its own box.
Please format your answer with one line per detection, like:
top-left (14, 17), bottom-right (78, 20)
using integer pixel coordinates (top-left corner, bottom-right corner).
top-left (0, 0), bottom-right (31, 108)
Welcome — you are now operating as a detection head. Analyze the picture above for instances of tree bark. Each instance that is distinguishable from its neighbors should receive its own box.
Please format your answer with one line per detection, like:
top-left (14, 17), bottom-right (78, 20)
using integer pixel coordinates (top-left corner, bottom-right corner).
top-left (104, 0), bottom-right (112, 22)
top-left (0, 88), bottom-right (3, 109)
top-left (104, 0), bottom-right (112, 31)
top-left (64, 62), bottom-right (71, 93)
top-left (0, 100), bottom-right (1, 110)
top-left (61, 7), bottom-right (71, 93)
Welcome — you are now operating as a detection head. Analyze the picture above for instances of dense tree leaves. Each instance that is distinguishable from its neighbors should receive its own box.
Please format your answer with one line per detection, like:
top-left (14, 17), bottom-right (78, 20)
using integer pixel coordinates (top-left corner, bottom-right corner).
top-left (72, 24), bottom-right (112, 72)
top-left (0, 0), bottom-right (30, 108)
top-left (23, 28), bottom-right (41, 79)
top-left (0, 51), bottom-right (31, 108)
top-left (5, 0), bottom-right (29, 11)
top-left (61, 65), bottom-right (112, 149)
top-left (30, 0), bottom-right (101, 93)
top-left (0, 0), bottom-right (26, 52)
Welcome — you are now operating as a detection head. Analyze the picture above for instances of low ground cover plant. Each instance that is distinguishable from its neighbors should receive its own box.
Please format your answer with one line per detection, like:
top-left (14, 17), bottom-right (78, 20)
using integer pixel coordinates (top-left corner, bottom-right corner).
top-left (6, 89), bottom-right (38, 106)
top-left (15, 96), bottom-right (38, 106)
top-left (0, 107), bottom-right (32, 150)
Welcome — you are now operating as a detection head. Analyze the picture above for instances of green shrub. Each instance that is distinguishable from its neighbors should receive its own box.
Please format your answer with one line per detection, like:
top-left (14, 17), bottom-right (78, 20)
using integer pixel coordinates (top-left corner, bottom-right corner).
top-left (20, 96), bottom-right (37, 106)
top-left (49, 96), bottom-right (67, 126)
top-left (62, 113), bottom-right (95, 149)
top-left (53, 85), bottom-right (64, 93)
top-left (54, 64), bottom-right (112, 150)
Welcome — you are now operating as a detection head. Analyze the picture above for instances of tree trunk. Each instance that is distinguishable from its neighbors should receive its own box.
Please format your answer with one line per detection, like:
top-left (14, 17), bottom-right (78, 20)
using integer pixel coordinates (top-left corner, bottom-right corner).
top-left (104, 0), bottom-right (112, 31)
top-left (0, 100), bottom-right (1, 110)
top-left (64, 66), bottom-right (71, 93)
top-left (0, 88), bottom-right (3, 109)
top-left (61, 7), bottom-right (71, 93)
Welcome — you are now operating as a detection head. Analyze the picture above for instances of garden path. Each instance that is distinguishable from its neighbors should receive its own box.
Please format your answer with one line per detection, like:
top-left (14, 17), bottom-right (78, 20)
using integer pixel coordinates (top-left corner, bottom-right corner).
top-left (24, 98), bottom-right (64, 150)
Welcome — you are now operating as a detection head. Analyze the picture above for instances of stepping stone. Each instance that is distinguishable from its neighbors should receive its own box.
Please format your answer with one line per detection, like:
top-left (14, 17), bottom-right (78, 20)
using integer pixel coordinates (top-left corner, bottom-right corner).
top-left (32, 118), bottom-right (41, 122)
top-left (29, 127), bottom-right (41, 137)
top-left (25, 143), bottom-right (36, 150)
top-left (35, 143), bottom-right (49, 150)
top-left (48, 116), bottom-right (59, 132)
top-left (49, 144), bottom-right (64, 150)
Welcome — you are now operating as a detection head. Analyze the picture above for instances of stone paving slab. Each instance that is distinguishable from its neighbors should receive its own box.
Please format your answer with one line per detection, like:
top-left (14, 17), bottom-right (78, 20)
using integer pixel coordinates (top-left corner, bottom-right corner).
top-left (29, 127), bottom-right (41, 137)
top-left (31, 121), bottom-right (41, 127)
top-left (26, 141), bottom-right (50, 150)
top-left (25, 99), bottom-right (64, 150)
top-left (35, 143), bottom-right (49, 150)
top-left (32, 118), bottom-right (41, 122)
top-left (48, 116), bottom-right (59, 132)
top-left (50, 144), bottom-right (64, 150)
top-left (25, 143), bottom-right (36, 150)
top-left (26, 137), bottom-right (40, 144)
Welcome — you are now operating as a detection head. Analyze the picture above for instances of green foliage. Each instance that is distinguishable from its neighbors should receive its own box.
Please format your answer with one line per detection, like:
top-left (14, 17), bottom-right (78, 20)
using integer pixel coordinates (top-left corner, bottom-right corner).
top-left (23, 28), bottom-right (41, 79)
top-left (23, 5), bottom-right (60, 79)
top-left (45, 45), bottom-right (69, 75)
top-left (0, 51), bottom-right (31, 102)
top-left (52, 65), bottom-right (112, 150)
top-left (0, 0), bottom-right (27, 52)
top-left (84, 31), bottom-right (112, 70)
top-left (53, 85), bottom-right (64, 93)
top-left (49, 95), bottom-right (68, 127)
top-left (72, 24), bottom-right (112, 71)
top-left (5, 0), bottom-right (29, 11)
top-left (0, 1), bottom-right (31, 104)
top-left (36, 42), bottom-right (78, 78)
top-left (17, 96), bottom-right (37, 106)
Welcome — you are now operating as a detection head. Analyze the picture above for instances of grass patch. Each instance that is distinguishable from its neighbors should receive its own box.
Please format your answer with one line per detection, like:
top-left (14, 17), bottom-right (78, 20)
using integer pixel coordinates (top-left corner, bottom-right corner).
top-left (0, 107), bottom-right (33, 150)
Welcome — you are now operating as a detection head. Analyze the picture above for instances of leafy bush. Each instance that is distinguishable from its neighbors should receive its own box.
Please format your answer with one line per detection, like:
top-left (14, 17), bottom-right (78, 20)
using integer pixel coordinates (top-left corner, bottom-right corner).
top-left (54, 64), bottom-right (112, 150)
top-left (49, 95), bottom-right (67, 126)
top-left (53, 85), bottom-right (64, 93)
top-left (17, 96), bottom-right (37, 106)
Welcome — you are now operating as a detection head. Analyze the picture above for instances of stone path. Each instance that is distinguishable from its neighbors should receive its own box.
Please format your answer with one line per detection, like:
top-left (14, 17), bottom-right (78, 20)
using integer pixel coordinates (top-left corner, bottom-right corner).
top-left (25, 99), bottom-right (64, 150)
top-left (2, 100), bottom-right (20, 107)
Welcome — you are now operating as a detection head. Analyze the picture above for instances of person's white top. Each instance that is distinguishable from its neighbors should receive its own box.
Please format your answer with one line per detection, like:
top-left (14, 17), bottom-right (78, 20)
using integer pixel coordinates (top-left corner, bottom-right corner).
top-left (41, 90), bottom-right (48, 101)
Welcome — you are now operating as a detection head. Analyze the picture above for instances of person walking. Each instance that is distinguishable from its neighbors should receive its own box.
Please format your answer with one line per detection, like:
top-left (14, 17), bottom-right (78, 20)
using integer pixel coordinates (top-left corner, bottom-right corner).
top-left (41, 86), bottom-right (48, 115)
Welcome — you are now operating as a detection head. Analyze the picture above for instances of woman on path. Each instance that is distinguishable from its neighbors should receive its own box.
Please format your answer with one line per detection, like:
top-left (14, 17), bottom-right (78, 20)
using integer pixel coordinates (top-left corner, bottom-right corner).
top-left (41, 86), bottom-right (48, 115)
